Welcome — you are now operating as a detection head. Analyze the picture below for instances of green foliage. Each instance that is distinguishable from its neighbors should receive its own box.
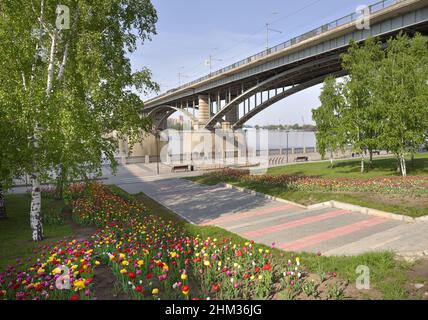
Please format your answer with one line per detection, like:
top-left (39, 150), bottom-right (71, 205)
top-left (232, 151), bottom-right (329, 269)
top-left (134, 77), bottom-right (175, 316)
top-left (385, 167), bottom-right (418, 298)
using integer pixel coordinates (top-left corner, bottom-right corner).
top-left (0, 0), bottom-right (159, 189)
top-left (341, 37), bottom-right (385, 158)
top-left (374, 33), bottom-right (428, 159)
top-left (313, 34), bottom-right (428, 175)
top-left (312, 76), bottom-right (346, 160)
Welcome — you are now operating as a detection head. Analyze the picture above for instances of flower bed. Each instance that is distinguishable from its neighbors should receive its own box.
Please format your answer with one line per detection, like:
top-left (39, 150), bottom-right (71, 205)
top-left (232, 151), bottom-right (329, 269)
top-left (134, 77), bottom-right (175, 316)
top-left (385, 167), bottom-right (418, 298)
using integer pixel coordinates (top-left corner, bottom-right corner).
top-left (204, 169), bottom-right (428, 196)
top-left (1, 183), bottom-right (307, 300)
top-left (75, 184), bottom-right (304, 300)
top-left (0, 239), bottom-right (97, 300)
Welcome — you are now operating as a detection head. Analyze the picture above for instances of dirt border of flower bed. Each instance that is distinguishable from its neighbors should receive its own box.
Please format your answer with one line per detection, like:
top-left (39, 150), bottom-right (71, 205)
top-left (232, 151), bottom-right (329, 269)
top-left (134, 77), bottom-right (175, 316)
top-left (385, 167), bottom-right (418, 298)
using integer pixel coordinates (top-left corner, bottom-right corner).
top-left (219, 183), bottom-right (428, 223)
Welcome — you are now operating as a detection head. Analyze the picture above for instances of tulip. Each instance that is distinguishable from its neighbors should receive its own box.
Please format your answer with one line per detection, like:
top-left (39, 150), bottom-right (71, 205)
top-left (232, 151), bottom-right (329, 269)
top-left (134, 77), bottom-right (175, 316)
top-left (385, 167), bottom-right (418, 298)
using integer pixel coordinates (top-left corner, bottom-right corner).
top-left (181, 285), bottom-right (189, 295)
top-left (70, 294), bottom-right (79, 301)
top-left (135, 285), bottom-right (143, 293)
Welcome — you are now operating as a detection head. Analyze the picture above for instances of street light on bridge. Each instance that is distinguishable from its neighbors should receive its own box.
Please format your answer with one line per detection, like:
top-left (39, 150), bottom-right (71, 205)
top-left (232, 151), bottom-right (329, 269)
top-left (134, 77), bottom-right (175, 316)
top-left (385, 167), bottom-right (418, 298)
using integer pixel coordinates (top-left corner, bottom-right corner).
top-left (178, 66), bottom-right (189, 86)
top-left (265, 23), bottom-right (282, 50)
top-left (205, 48), bottom-right (222, 76)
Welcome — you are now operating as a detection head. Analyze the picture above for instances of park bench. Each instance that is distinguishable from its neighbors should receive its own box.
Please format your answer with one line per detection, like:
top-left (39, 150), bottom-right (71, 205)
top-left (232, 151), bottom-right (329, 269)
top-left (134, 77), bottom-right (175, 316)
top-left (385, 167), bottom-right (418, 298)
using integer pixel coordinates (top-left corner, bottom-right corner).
top-left (372, 150), bottom-right (381, 155)
top-left (295, 156), bottom-right (309, 162)
top-left (171, 164), bottom-right (192, 172)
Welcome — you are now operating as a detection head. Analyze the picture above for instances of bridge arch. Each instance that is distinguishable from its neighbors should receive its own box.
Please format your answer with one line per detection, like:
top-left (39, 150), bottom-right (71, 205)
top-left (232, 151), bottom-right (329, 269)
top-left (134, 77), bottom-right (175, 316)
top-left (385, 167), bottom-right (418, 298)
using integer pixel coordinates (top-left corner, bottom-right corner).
top-left (231, 70), bottom-right (346, 129)
top-left (204, 55), bottom-right (344, 129)
top-left (145, 105), bottom-right (198, 129)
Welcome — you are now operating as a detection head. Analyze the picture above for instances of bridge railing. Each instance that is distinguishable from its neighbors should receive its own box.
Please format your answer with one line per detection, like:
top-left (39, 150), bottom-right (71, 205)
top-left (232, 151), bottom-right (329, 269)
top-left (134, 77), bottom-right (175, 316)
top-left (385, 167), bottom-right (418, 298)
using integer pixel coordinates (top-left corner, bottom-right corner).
top-left (148, 0), bottom-right (401, 102)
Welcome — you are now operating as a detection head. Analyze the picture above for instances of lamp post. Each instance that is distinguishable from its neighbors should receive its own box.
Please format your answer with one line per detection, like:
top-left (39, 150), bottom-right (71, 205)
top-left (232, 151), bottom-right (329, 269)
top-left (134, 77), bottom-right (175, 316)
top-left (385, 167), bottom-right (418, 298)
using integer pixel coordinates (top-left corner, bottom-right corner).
top-left (244, 128), bottom-right (249, 166)
top-left (155, 130), bottom-right (160, 175)
top-left (286, 130), bottom-right (289, 163)
top-left (178, 66), bottom-right (189, 86)
top-left (205, 48), bottom-right (222, 76)
top-left (265, 23), bottom-right (282, 50)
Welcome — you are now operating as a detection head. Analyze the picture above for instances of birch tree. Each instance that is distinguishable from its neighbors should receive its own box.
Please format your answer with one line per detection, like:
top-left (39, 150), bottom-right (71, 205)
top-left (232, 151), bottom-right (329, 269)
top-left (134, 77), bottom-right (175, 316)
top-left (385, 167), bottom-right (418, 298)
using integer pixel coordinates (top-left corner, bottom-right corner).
top-left (0, 0), bottom-right (158, 240)
top-left (312, 76), bottom-right (346, 167)
top-left (374, 33), bottom-right (428, 176)
top-left (341, 38), bottom-right (384, 173)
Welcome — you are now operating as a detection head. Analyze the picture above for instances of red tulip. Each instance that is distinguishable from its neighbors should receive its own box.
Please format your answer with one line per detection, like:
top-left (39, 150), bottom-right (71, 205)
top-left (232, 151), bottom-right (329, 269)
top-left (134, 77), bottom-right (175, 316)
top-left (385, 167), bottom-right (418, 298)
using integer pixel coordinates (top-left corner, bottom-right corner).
top-left (70, 294), bottom-right (79, 301)
top-left (262, 263), bottom-right (271, 271)
top-left (212, 283), bottom-right (221, 292)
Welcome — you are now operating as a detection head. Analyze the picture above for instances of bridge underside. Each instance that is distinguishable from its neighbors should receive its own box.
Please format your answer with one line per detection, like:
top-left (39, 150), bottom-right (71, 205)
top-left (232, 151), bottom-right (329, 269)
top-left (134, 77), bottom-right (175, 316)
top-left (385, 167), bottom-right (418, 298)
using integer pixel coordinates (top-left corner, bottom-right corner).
top-left (143, 1), bottom-right (428, 131)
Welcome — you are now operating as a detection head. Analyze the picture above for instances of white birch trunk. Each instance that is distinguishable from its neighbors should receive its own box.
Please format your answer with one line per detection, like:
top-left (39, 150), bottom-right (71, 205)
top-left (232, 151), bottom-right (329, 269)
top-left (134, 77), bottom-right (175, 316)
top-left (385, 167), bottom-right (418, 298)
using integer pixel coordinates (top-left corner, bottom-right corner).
top-left (360, 153), bottom-right (365, 174)
top-left (330, 149), bottom-right (333, 167)
top-left (28, 0), bottom-right (45, 241)
top-left (400, 153), bottom-right (407, 177)
top-left (29, 13), bottom-right (57, 241)
top-left (30, 173), bottom-right (43, 241)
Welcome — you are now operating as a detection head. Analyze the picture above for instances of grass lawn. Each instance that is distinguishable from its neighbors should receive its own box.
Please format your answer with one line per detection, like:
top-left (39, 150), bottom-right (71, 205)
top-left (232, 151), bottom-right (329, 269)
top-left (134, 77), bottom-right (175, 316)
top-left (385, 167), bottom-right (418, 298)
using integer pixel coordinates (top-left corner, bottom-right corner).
top-left (122, 187), bottom-right (415, 299)
top-left (0, 194), bottom-right (73, 271)
top-left (187, 153), bottom-right (428, 217)
top-left (267, 153), bottom-right (428, 178)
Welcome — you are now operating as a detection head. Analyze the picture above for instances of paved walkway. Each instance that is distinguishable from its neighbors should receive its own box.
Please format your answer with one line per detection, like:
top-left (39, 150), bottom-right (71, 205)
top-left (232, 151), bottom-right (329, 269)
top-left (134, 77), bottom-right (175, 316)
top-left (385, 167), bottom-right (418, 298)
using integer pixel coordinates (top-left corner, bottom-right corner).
top-left (118, 178), bottom-right (428, 257)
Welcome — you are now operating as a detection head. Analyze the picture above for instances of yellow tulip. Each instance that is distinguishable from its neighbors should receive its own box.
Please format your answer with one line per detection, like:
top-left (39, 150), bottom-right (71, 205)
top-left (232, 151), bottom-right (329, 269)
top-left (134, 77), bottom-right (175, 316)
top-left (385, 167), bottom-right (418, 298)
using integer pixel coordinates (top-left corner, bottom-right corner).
top-left (73, 279), bottom-right (85, 291)
top-left (152, 288), bottom-right (159, 295)
top-left (52, 267), bottom-right (62, 275)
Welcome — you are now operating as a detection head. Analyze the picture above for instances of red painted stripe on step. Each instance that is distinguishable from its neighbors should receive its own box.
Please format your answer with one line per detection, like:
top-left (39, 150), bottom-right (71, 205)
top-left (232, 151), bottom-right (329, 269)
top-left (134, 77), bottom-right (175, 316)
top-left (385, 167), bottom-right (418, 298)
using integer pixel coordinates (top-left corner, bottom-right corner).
top-left (205, 186), bottom-right (230, 193)
top-left (279, 217), bottom-right (387, 252)
top-left (242, 209), bottom-right (350, 238)
top-left (199, 204), bottom-right (295, 226)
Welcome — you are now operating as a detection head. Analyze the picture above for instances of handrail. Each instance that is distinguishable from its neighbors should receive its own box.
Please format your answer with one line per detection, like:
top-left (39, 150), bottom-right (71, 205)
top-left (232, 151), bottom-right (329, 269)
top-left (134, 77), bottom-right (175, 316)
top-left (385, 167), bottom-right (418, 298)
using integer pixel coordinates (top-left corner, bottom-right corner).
top-left (147, 0), bottom-right (400, 102)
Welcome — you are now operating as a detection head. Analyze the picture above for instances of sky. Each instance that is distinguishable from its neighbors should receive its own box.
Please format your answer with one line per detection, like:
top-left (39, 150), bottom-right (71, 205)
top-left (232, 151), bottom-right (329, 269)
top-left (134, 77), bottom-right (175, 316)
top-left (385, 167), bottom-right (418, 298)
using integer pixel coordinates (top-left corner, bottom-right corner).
top-left (130, 0), bottom-right (376, 126)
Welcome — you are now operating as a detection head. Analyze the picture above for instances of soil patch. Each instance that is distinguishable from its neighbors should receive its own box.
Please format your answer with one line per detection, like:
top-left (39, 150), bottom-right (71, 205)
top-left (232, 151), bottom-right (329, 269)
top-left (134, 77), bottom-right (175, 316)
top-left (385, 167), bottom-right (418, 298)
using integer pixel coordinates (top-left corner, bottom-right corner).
top-left (405, 258), bottom-right (428, 300)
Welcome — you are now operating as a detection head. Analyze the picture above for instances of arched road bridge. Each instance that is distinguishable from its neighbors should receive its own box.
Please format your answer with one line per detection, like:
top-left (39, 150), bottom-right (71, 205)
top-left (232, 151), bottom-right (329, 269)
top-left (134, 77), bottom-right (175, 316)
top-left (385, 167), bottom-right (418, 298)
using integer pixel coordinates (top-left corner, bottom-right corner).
top-left (143, 0), bottom-right (428, 130)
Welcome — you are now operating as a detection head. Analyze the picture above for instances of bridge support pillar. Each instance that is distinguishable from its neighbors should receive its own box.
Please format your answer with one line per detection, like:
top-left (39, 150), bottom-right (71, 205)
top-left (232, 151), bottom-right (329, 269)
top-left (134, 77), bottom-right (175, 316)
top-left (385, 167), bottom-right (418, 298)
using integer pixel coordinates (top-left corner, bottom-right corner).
top-left (198, 95), bottom-right (210, 126)
top-left (223, 106), bottom-right (239, 130)
top-left (221, 122), bottom-right (231, 130)
top-left (225, 106), bottom-right (238, 124)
